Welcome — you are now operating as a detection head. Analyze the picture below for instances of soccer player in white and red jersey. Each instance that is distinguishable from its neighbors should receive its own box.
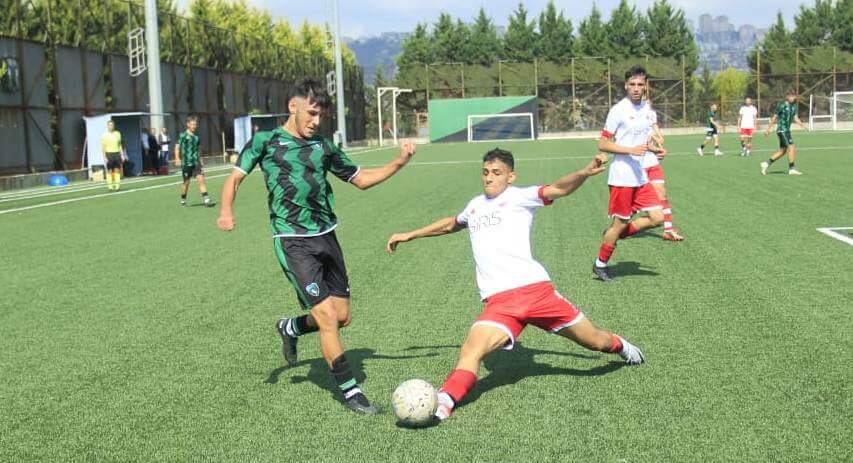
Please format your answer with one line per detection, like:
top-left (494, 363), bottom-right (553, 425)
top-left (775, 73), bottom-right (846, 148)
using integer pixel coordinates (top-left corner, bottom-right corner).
top-left (593, 66), bottom-right (665, 281)
top-left (646, 109), bottom-right (683, 241)
top-left (737, 97), bottom-right (759, 156)
top-left (386, 148), bottom-right (645, 422)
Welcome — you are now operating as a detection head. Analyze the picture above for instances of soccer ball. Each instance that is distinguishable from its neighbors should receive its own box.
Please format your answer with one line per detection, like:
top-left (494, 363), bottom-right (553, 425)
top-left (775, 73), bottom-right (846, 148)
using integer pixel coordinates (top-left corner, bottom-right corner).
top-left (391, 379), bottom-right (437, 426)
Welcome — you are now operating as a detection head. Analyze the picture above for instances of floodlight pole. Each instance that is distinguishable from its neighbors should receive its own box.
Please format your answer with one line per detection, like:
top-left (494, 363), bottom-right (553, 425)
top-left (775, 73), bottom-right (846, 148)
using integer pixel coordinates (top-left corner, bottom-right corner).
top-left (144, 0), bottom-right (164, 130)
top-left (377, 86), bottom-right (396, 147)
top-left (332, 0), bottom-right (347, 147)
top-left (391, 88), bottom-right (412, 145)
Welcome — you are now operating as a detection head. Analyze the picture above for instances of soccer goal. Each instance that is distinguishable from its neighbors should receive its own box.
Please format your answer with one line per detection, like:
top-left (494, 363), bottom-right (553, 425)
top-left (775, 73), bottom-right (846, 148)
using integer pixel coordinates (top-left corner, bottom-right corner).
top-left (467, 113), bottom-right (535, 143)
top-left (831, 91), bottom-right (853, 131)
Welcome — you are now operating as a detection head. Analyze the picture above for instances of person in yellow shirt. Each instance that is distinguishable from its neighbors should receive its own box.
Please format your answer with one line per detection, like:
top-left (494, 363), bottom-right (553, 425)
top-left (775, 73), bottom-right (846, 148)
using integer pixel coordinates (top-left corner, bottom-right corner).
top-left (100, 120), bottom-right (125, 191)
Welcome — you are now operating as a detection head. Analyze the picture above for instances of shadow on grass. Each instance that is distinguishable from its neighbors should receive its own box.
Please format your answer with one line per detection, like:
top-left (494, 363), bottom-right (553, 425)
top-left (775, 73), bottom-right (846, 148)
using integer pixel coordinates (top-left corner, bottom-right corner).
top-left (265, 348), bottom-right (438, 406)
top-left (404, 344), bottom-right (623, 409)
top-left (610, 261), bottom-right (659, 277)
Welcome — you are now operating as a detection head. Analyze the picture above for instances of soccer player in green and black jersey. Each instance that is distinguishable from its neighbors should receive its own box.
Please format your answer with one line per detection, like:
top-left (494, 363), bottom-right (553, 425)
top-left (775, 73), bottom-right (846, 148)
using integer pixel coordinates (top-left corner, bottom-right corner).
top-left (175, 115), bottom-right (213, 207)
top-left (216, 77), bottom-right (416, 415)
top-left (698, 103), bottom-right (723, 156)
top-left (761, 91), bottom-right (809, 175)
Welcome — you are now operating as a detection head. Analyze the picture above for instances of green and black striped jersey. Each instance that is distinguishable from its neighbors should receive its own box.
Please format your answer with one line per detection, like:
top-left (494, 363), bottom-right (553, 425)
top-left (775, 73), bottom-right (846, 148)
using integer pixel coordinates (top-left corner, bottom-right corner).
top-left (178, 131), bottom-right (201, 166)
top-left (235, 127), bottom-right (360, 237)
top-left (706, 110), bottom-right (716, 129)
top-left (775, 102), bottom-right (797, 133)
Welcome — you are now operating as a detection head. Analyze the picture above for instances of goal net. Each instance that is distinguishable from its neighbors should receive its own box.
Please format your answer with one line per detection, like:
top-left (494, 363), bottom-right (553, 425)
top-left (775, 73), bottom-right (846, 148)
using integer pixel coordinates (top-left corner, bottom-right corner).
top-left (831, 91), bottom-right (853, 130)
top-left (467, 113), bottom-right (535, 143)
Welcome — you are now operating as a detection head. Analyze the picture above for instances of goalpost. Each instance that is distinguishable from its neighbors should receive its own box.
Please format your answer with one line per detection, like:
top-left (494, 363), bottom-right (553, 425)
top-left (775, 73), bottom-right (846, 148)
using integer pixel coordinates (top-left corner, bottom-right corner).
top-left (831, 91), bottom-right (853, 131)
top-left (808, 91), bottom-right (853, 131)
top-left (467, 113), bottom-right (535, 143)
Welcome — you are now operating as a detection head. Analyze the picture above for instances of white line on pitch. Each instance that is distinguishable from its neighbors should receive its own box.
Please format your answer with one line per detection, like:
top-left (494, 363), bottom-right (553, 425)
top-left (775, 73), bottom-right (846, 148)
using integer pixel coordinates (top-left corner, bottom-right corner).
top-left (816, 227), bottom-right (853, 246)
top-left (0, 172), bottom-right (230, 216)
top-left (0, 165), bottom-right (234, 203)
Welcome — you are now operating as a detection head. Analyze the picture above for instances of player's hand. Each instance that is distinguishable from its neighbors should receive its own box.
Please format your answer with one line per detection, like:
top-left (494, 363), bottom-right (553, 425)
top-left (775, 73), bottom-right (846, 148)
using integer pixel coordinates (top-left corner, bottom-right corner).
top-left (174, 158), bottom-right (182, 167)
top-left (217, 214), bottom-right (235, 231)
top-left (628, 144), bottom-right (648, 155)
top-left (764, 129), bottom-right (770, 137)
top-left (386, 232), bottom-right (412, 253)
top-left (583, 153), bottom-right (609, 176)
top-left (655, 148), bottom-right (667, 160)
top-left (398, 140), bottom-right (416, 164)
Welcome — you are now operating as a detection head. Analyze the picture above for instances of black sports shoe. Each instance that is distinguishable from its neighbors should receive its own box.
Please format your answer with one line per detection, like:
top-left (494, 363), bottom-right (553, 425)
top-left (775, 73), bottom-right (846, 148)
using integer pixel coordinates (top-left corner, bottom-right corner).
top-left (276, 318), bottom-right (298, 366)
top-left (593, 264), bottom-right (615, 282)
top-left (344, 392), bottom-right (379, 415)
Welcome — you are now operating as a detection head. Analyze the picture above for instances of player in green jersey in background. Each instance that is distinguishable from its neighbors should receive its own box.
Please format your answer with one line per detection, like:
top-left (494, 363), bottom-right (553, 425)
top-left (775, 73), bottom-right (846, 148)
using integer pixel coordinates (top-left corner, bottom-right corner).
top-left (761, 91), bottom-right (809, 175)
top-left (175, 115), bottom-right (213, 207)
top-left (698, 103), bottom-right (723, 156)
top-left (216, 77), bottom-right (416, 415)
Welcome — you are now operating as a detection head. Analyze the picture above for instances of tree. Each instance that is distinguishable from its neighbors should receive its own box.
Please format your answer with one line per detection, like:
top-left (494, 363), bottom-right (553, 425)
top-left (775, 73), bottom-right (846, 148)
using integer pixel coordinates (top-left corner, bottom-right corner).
top-left (574, 5), bottom-right (607, 57)
top-left (536, 0), bottom-right (573, 62)
top-left (763, 12), bottom-right (794, 50)
top-left (431, 13), bottom-right (459, 62)
top-left (642, 0), bottom-right (695, 58)
top-left (504, 3), bottom-right (538, 62)
top-left (714, 67), bottom-right (750, 116)
top-left (605, 0), bottom-right (643, 58)
top-left (832, 0), bottom-right (853, 51)
top-left (464, 8), bottom-right (502, 65)
top-left (793, 0), bottom-right (834, 47)
top-left (397, 23), bottom-right (434, 66)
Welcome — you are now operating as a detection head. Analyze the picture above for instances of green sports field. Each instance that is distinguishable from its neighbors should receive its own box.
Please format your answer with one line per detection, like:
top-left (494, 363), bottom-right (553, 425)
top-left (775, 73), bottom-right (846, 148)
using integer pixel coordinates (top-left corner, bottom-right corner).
top-left (1, 132), bottom-right (851, 461)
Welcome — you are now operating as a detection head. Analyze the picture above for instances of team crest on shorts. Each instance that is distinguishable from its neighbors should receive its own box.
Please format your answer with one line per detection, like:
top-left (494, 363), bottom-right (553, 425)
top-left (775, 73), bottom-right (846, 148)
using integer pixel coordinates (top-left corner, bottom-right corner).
top-left (305, 282), bottom-right (320, 297)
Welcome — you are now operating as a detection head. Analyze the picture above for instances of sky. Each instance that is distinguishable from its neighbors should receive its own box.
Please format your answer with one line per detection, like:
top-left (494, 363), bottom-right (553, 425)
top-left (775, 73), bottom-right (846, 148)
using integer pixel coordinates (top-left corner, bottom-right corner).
top-left (176, 1), bottom-right (808, 38)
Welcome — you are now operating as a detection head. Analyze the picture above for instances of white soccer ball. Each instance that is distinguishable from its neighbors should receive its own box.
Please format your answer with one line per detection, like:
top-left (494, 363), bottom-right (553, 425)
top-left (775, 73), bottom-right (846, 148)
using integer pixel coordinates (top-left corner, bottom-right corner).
top-left (391, 379), bottom-right (437, 426)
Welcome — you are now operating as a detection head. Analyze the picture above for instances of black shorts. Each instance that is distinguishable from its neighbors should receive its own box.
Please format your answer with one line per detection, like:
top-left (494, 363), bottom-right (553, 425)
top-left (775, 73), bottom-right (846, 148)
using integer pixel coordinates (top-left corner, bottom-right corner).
top-left (274, 231), bottom-right (350, 309)
top-left (704, 127), bottom-right (718, 137)
top-left (777, 131), bottom-right (794, 148)
top-left (106, 153), bottom-right (122, 170)
top-left (181, 164), bottom-right (203, 180)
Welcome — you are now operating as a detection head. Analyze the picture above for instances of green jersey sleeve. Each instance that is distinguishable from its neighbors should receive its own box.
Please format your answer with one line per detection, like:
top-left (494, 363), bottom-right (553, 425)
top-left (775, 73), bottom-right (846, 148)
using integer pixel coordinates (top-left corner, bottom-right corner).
top-left (776, 103), bottom-right (785, 119)
top-left (235, 132), bottom-right (270, 175)
top-left (326, 140), bottom-right (360, 182)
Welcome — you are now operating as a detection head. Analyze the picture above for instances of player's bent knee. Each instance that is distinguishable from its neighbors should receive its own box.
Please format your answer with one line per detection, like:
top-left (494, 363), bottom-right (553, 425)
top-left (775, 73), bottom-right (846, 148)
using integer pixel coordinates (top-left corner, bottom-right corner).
top-left (310, 303), bottom-right (339, 329)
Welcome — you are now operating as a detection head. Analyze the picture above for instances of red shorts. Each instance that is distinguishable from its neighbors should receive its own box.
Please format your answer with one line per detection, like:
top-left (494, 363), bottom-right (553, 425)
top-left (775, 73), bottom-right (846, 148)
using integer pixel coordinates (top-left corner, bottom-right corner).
top-left (608, 184), bottom-right (662, 220)
top-left (740, 128), bottom-right (754, 136)
top-left (474, 281), bottom-right (584, 350)
top-left (645, 164), bottom-right (666, 184)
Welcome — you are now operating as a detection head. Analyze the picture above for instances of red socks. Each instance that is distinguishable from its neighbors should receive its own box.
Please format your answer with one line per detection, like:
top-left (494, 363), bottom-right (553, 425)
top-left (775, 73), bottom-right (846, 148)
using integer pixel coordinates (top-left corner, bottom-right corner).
top-left (608, 333), bottom-right (623, 353)
top-left (620, 223), bottom-right (640, 239)
top-left (597, 243), bottom-right (616, 264)
top-left (440, 369), bottom-right (477, 404)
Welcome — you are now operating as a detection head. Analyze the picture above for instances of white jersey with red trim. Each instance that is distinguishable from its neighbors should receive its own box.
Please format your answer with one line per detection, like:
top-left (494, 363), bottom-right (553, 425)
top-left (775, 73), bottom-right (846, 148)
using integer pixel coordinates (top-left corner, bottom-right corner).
top-left (601, 98), bottom-right (655, 186)
top-left (739, 105), bottom-right (758, 129)
top-left (456, 185), bottom-right (552, 300)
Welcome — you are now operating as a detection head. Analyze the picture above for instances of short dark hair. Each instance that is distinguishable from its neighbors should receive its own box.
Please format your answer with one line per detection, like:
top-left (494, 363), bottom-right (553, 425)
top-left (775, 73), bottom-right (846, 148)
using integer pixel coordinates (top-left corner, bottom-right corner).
top-left (483, 148), bottom-right (514, 170)
top-left (625, 65), bottom-right (648, 82)
top-left (186, 115), bottom-right (198, 123)
top-left (288, 77), bottom-right (331, 110)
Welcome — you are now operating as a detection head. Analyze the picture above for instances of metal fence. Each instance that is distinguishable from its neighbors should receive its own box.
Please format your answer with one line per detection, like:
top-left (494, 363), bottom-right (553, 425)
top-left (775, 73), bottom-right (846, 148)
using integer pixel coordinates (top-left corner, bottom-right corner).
top-left (0, 0), bottom-right (367, 175)
top-left (392, 47), bottom-right (853, 137)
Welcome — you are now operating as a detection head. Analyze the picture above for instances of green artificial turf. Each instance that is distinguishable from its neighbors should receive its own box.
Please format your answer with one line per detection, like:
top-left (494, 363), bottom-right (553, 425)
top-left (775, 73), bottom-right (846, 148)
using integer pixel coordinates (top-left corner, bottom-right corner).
top-left (1, 132), bottom-right (850, 461)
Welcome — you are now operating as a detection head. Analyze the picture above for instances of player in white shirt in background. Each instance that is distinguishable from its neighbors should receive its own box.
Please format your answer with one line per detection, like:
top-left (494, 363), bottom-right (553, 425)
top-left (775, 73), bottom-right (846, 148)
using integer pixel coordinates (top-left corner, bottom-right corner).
top-left (647, 110), bottom-right (684, 241)
top-left (386, 148), bottom-right (645, 422)
top-left (593, 66), bottom-right (665, 282)
top-left (737, 97), bottom-right (759, 156)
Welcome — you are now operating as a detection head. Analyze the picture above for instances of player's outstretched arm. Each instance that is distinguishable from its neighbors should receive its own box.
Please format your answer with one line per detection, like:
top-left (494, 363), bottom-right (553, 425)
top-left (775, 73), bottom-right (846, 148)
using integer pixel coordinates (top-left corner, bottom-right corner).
top-left (386, 216), bottom-right (464, 253)
top-left (350, 140), bottom-right (416, 190)
top-left (216, 169), bottom-right (247, 231)
top-left (598, 137), bottom-right (647, 156)
top-left (540, 153), bottom-right (608, 201)
top-left (794, 115), bottom-right (809, 132)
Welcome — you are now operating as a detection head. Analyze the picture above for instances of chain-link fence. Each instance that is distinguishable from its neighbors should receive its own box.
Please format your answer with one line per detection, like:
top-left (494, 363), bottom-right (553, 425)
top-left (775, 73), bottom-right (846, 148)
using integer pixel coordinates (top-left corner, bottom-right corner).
top-left (391, 47), bottom-right (853, 138)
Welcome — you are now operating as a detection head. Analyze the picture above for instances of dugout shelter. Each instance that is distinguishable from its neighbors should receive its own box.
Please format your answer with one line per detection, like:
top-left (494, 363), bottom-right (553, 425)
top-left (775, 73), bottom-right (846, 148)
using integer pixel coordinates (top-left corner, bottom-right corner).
top-left (83, 112), bottom-right (170, 178)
